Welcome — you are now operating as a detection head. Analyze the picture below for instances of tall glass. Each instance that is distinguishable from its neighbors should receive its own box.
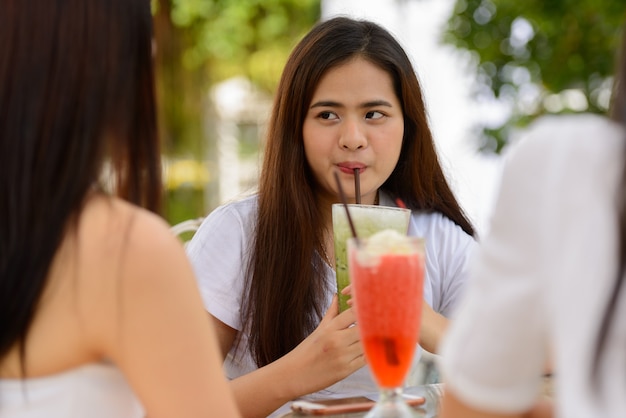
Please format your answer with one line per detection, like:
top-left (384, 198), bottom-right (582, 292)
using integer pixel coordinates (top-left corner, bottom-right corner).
top-left (332, 204), bottom-right (411, 312)
top-left (348, 231), bottom-right (425, 418)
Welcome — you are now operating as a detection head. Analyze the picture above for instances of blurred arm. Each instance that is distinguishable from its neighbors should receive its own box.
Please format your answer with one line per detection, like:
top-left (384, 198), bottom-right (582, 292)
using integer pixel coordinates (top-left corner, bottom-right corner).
top-left (419, 301), bottom-right (449, 353)
top-left (440, 389), bottom-right (554, 418)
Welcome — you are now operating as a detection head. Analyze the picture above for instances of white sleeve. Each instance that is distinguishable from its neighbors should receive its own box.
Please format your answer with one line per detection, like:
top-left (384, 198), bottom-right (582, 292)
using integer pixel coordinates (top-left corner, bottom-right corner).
top-left (413, 213), bottom-right (476, 318)
top-left (185, 204), bottom-right (250, 331)
top-left (433, 219), bottom-right (476, 318)
top-left (439, 135), bottom-right (550, 413)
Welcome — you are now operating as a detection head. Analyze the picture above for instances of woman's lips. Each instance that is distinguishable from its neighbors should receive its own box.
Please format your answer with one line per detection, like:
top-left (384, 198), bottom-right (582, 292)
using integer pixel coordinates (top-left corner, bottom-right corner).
top-left (336, 163), bottom-right (366, 174)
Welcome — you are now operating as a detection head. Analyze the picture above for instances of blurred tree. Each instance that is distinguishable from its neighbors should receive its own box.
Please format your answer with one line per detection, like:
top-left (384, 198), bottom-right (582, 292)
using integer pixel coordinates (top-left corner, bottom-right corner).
top-left (153, 0), bottom-right (319, 155)
top-left (152, 0), bottom-right (320, 223)
top-left (443, 0), bottom-right (625, 153)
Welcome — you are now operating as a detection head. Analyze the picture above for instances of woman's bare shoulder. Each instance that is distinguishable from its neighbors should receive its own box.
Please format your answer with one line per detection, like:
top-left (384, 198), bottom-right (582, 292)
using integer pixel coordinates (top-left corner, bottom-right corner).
top-left (69, 194), bottom-right (197, 326)
top-left (82, 194), bottom-right (169, 237)
top-left (19, 195), bottom-right (190, 376)
top-left (76, 194), bottom-right (185, 277)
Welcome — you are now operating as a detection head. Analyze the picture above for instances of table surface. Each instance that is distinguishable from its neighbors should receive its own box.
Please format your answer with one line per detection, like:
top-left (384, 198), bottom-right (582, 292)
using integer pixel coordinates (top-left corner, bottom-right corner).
top-left (277, 386), bottom-right (441, 418)
top-left (280, 407), bottom-right (433, 418)
top-left (277, 376), bottom-right (555, 418)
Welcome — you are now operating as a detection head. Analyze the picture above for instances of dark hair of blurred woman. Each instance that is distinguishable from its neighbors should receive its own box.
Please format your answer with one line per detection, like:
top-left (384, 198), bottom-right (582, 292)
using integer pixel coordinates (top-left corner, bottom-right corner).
top-left (0, 0), bottom-right (161, 373)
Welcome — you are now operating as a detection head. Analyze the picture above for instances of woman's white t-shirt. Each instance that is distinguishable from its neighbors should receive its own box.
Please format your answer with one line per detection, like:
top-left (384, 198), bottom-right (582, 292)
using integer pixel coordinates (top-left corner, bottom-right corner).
top-left (440, 114), bottom-right (626, 418)
top-left (187, 191), bottom-right (475, 416)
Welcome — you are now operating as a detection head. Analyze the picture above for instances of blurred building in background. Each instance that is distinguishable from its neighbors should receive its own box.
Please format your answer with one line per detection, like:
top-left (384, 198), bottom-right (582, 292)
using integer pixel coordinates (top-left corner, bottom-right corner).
top-left (209, 77), bottom-right (272, 207)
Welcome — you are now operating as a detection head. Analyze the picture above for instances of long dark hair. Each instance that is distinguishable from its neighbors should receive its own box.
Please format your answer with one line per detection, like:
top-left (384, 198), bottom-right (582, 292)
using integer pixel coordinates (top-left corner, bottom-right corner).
top-left (0, 0), bottom-right (161, 375)
top-left (243, 16), bottom-right (475, 367)
top-left (593, 24), bottom-right (626, 380)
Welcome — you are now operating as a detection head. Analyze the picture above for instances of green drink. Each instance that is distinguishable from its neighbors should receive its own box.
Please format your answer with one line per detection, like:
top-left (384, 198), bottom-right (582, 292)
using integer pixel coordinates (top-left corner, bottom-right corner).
top-left (332, 204), bottom-right (411, 312)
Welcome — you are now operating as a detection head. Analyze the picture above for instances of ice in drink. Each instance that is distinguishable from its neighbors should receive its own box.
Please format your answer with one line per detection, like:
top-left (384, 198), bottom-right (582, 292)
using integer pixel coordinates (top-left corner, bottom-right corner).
top-left (348, 230), bottom-right (424, 388)
top-left (332, 204), bottom-right (410, 312)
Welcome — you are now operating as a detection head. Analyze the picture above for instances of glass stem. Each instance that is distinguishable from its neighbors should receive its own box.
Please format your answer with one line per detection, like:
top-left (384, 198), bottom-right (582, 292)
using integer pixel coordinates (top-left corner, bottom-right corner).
top-left (379, 387), bottom-right (404, 404)
top-left (367, 386), bottom-right (415, 418)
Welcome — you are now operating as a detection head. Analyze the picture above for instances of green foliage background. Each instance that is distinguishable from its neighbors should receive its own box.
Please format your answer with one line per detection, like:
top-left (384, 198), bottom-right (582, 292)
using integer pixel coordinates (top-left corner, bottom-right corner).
top-left (443, 0), bottom-right (625, 153)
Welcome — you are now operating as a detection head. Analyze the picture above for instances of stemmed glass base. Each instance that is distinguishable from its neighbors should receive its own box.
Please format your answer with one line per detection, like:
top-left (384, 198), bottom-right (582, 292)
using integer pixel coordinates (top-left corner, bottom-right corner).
top-left (365, 387), bottom-right (417, 418)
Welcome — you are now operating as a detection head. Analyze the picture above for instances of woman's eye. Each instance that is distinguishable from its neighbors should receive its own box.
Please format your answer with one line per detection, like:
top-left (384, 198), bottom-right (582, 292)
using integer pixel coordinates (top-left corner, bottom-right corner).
top-left (319, 111), bottom-right (339, 120)
top-left (365, 111), bottom-right (384, 120)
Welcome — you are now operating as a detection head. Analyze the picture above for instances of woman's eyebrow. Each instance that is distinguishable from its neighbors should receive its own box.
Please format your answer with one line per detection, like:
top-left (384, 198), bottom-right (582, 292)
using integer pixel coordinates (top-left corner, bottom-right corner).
top-left (360, 100), bottom-right (393, 108)
top-left (309, 99), bottom-right (393, 109)
top-left (310, 100), bottom-right (343, 108)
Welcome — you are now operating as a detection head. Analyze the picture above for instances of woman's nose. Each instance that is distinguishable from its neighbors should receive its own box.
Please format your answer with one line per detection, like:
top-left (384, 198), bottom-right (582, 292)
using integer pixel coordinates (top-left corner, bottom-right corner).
top-left (338, 119), bottom-right (367, 150)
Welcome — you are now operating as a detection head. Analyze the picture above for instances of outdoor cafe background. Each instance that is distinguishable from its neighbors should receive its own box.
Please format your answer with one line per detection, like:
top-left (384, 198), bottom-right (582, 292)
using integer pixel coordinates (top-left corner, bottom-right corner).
top-left (156, 0), bottom-right (620, 238)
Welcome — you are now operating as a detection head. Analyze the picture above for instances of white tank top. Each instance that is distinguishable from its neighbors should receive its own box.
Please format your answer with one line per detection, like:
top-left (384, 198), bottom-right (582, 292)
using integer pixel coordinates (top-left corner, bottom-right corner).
top-left (0, 362), bottom-right (143, 417)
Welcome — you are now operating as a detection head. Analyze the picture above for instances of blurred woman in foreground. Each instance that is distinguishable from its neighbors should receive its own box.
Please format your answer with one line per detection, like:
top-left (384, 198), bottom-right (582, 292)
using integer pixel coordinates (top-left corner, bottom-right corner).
top-left (439, 21), bottom-right (626, 418)
top-left (0, 1), bottom-right (240, 416)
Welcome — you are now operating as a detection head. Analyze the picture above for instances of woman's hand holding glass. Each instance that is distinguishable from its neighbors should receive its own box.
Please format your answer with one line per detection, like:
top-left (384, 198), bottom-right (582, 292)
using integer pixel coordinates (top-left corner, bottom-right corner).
top-left (281, 296), bottom-right (366, 396)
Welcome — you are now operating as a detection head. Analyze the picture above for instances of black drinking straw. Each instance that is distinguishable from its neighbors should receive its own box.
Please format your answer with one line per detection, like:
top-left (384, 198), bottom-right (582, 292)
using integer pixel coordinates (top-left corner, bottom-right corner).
top-left (333, 171), bottom-right (359, 243)
top-left (353, 168), bottom-right (361, 204)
